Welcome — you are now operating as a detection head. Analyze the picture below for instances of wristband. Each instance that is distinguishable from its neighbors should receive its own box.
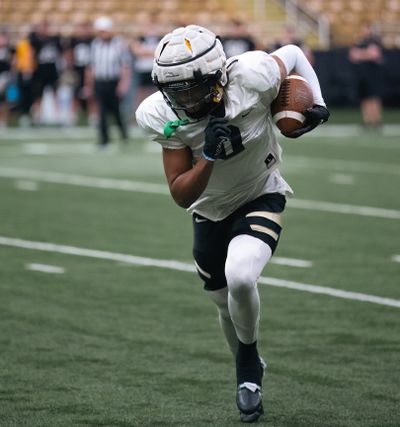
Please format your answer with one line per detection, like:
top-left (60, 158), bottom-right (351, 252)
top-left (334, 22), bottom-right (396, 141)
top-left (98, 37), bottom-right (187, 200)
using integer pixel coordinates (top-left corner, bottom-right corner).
top-left (202, 152), bottom-right (216, 161)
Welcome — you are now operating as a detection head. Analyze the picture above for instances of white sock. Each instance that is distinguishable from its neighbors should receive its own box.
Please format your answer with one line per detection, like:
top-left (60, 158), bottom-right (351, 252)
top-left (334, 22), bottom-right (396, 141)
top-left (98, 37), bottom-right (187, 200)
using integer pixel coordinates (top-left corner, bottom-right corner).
top-left (225, 235), bottom-right (272, 344)
top-left (207, 287), bottom-right (238, 356)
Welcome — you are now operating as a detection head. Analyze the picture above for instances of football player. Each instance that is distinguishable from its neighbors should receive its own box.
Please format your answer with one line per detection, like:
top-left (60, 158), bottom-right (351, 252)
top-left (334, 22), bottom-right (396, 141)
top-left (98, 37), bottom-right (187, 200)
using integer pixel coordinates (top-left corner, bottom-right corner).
top-left (136, 25), bottom-right (329, 423)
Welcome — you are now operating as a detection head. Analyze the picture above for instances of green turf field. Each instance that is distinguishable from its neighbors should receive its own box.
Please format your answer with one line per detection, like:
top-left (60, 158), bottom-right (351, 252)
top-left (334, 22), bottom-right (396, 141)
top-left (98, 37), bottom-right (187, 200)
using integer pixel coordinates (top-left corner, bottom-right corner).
top-left (0, 120), bottom-right (399, 427)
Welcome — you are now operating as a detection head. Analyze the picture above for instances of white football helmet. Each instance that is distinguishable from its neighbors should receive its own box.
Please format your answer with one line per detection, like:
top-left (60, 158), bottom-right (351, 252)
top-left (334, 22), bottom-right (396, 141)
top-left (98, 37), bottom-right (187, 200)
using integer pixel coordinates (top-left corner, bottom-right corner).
top-left (152, 25), bottom-right (227, 119)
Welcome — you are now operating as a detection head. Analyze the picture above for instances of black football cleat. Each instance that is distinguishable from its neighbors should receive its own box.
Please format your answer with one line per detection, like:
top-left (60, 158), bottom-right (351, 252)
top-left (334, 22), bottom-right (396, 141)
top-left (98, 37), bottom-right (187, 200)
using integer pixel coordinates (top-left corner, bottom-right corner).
top-left (236, 382), bottom-right (264, 423)
top-left (236, 357), bottom-right (267, 423)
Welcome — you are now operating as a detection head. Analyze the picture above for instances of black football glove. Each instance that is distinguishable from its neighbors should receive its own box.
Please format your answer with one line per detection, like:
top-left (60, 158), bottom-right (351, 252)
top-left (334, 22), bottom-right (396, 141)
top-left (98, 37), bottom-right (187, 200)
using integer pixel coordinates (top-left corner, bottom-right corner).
top-left (203, 117), bottom-right (231, 161)
top-left (287, 105), bottom-right (330, 139)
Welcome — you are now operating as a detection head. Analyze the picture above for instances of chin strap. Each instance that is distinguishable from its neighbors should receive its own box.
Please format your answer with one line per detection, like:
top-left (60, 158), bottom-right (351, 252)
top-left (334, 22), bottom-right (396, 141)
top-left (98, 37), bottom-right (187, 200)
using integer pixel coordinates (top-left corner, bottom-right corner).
top-left (163, 119), bottom-right (190, 138)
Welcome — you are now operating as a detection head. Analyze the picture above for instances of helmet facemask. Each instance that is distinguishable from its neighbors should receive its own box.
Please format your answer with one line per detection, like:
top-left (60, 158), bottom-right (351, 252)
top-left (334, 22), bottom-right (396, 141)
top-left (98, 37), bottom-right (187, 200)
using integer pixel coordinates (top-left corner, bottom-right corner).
top-left (158, 70), bottom-right (223, 119)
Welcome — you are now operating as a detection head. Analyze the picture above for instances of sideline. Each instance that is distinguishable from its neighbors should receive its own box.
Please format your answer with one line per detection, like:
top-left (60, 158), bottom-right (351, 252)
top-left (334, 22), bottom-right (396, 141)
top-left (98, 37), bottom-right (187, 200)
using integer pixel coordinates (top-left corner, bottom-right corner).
top-left (1, 236), bottom-right (399, 309)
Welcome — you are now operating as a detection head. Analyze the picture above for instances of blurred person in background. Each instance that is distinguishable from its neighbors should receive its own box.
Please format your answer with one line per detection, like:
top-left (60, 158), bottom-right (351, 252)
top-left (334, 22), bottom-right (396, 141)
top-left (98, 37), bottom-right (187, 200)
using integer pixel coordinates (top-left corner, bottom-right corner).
top-left (85, 16), bottom-right (131, 148)
top-left (0, 30), bottom-right (15, 127)
top-left (136, 24), bottom-right (329, 423)
top-left (349, 22), bottom-right (384, 129)
top-left (66, 21), bottom-right (95, 124)
top-left (30, 20), bottom-right (64, 124)
top-left (131, 13), bottom-right (162, 109)
top-left (268, 24), bottom-right (314, 66)
top-left (14, 26), bottom-right (35, 126)
top-left (221, 19), bottom-right (256, 58)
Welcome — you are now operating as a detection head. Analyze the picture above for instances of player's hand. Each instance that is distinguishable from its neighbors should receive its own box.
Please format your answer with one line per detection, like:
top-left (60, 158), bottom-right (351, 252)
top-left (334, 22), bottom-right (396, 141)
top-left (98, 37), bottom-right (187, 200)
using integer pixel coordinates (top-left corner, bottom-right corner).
top-left (203, 117), bottom-right (231, 161)
top-left (287, 105), bottom-right (330, 138)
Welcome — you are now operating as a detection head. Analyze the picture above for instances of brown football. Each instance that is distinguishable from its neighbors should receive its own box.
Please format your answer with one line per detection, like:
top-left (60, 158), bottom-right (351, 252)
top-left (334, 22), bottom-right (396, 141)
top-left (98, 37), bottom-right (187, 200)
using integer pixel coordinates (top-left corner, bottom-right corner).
top-left (271, 73), bottom-right (314, 137)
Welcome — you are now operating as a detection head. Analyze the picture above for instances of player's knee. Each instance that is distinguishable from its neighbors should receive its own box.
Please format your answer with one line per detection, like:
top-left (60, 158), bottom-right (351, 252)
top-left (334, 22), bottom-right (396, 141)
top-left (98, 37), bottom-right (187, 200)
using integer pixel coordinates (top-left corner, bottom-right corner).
top-left (225, 255), bottom-right (258, 299)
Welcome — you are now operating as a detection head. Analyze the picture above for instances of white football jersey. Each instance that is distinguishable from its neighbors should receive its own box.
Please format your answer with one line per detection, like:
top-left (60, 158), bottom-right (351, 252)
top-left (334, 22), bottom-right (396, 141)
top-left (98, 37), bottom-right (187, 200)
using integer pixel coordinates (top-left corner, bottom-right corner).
top-left (136, 50), bottom-right (293, 221)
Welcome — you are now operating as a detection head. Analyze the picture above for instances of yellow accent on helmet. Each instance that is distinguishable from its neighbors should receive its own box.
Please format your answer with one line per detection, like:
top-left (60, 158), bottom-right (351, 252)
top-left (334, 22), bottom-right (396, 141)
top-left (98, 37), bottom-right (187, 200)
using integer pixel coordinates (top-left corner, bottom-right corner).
top-left (184, 38), bottom-right (193, 52)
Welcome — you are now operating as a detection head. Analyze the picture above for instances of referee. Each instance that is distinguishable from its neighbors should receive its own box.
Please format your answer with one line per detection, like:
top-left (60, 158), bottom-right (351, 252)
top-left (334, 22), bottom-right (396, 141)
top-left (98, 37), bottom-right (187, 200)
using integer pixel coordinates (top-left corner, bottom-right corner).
top-left (85, 17), bottom-right (131, 147)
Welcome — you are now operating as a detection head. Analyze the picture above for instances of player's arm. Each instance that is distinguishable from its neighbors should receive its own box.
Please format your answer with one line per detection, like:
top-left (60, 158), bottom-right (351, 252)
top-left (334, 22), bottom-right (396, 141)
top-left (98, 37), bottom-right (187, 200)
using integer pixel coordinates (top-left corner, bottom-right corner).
top-left (271, 44), bottom-right (329, 138)
top-left (162, 147), bottom-right (214, 208)
top-left (162, 117), bottom-right (229, 208)
top-left (270, 54), bottom-right (287, 83)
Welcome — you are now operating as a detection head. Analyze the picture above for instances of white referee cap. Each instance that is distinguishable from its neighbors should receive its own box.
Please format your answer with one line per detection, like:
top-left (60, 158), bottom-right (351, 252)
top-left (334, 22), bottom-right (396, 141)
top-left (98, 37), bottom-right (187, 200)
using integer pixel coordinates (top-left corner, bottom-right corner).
top-left (94, 16), bottom-right (114, 31)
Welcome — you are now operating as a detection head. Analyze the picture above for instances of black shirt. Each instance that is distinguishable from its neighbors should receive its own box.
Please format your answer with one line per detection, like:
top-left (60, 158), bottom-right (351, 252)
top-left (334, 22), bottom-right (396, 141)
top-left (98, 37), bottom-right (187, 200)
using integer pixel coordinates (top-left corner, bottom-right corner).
top-left (68, 36), bottom-right (93, 68)
top-left (0, 45), bottom-right (14, 73)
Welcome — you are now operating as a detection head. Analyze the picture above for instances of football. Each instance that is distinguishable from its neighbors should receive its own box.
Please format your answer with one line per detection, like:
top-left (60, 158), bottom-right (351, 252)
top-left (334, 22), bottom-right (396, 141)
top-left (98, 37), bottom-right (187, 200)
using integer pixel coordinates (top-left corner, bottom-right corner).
top-left (271, 73), bottom-right (314, 137)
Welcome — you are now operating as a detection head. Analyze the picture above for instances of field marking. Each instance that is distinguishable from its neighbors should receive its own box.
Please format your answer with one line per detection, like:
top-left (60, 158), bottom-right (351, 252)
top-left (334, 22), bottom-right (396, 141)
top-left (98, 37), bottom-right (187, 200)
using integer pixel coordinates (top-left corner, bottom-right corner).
top-left (1, 236), bottom-right (399, 309)
top-left (0, 236), bottom-right (309, 270)
top-left (329, 173), bottom-right (355, 185)
top-left (288, 199), bottom-right (400, 220)
top-left (15, 180), bottom-right (39, 191)
top-left (301, 124), bottom-right (400, 139)
top-left (0, 167), bottom-right (399, 220)
top-left (257, 277), bottom-right (400, 308)
top-left (284, 155), bottom-right (400, 176)
top-left (0, 167), bottom-right (169, 195)
top-left (269, 257), bottom-right (312, 268)
top-left (23, 143), bottom-right (95, 155)
top-left (392, 255), bottom-right (400, 263)
top-left (25, 263), bottom-right (65, 274)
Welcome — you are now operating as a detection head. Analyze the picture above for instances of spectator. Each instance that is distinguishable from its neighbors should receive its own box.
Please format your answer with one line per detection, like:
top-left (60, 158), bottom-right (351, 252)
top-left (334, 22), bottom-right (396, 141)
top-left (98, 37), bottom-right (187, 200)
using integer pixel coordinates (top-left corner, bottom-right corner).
top-left (14, 26), bottom-right (35, 126)
top-left (30, 20), bottom-right (64, 123)
top-left (349, 22), bottom-right (384, 128)
top-left (66, 21), bottom-right (95, 122)
top-left (221, 19), bottom-right (256, 58)
top-left (131, 13), bottom-right (162, 109)
top-left (0, 30), bottom-right (15, 127)
top-left (85, 16), bottom-right (131, 147)
top-left (268, 24), bottom-right (314, 65)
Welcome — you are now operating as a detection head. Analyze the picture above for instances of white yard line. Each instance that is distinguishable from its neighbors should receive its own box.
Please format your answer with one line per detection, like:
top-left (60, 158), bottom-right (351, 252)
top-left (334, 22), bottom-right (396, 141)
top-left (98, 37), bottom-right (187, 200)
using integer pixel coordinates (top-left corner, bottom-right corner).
top-left (15, 180), bottom-right (39, 191)
top-left (269, 257), bottom-right (312, 268)
top-left (287, 199), bottom-right (400, 220)
top-left (0, 167), bottom-right (169, 195)
top-left (0, 166), bottom-right (399, 220)
top-left (0, 236), bottom-right (309, 270)
top-left (257, 277), bottom-right (400, 308)
top-left (25, 263), bottom-right (65, 274)
top-left (1, 236), bottom-right (399, 309)
top-left (284, 155), bottom-right (400, 176)
top-left (23, 143), bottom-right (95, 155)
top-left (329, 173), bottom-right (355, 185)
top-left (392, 255), bottom-right (400, 264)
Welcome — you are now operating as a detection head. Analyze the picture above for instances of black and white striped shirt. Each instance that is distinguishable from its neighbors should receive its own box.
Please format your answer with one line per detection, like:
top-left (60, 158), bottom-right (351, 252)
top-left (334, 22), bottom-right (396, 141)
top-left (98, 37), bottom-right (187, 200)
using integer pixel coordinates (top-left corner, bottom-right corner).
top-left (90, 36), bottom-right (131, 81)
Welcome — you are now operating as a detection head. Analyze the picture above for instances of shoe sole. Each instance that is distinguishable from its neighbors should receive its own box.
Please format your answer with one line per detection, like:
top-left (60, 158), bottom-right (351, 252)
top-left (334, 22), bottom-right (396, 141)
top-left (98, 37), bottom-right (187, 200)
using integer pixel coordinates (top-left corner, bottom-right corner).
top-left (240, 405), bottom-right (264, 423)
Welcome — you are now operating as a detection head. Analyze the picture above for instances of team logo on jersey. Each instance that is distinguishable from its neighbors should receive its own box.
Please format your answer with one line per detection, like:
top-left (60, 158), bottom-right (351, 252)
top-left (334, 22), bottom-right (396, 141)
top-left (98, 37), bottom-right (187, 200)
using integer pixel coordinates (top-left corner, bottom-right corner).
top-left (241, 109), bottom-right (253, 118)
top-left (265, 153), bottom-right (277, 169)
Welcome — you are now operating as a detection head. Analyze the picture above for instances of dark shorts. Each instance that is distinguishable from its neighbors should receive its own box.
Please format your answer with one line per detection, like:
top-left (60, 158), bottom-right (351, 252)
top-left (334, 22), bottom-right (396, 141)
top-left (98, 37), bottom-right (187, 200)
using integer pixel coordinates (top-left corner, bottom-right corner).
top-left (73, 66), bottom-right (86, 95)
top-left (357, 63), bottom-right (383, 100)
top-left (192, 193), bottom-right (286, 291)
top-left (33, 64), bottom-right (59, 99)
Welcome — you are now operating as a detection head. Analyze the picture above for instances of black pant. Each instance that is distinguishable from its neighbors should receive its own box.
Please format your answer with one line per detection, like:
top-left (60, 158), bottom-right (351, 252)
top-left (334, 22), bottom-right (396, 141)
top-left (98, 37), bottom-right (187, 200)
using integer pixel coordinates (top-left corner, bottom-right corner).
top-left (17, 73), bottom-right (34, 115)
top-left (94, 79), bottom-right (127, 145)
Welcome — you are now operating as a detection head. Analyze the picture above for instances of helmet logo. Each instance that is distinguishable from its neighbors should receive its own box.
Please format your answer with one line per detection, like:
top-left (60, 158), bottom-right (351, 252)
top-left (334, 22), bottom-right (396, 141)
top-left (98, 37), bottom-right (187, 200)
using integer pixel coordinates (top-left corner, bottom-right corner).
top-left (165, 71), bottom-right (180, 78)
top-left (185, 38), bottom-right (193, 53)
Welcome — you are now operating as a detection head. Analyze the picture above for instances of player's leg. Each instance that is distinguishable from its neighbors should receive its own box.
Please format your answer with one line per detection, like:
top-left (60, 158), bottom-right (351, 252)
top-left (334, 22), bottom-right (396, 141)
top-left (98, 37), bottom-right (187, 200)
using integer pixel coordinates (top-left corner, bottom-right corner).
top-left (225, 235), bottom-right (270, 347)
top-left (192, 213), bottom-right (237, 354)
top-left (207, 287), bottom-right (238, 355)
top-left (94, 81), bottom-right (109, 145)
top-left (109, 80), bottom-right (128, 142)
top-left (226, 192), bottom-right (286, 422)
top-left (225, 234), bottom-right (269, 422)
